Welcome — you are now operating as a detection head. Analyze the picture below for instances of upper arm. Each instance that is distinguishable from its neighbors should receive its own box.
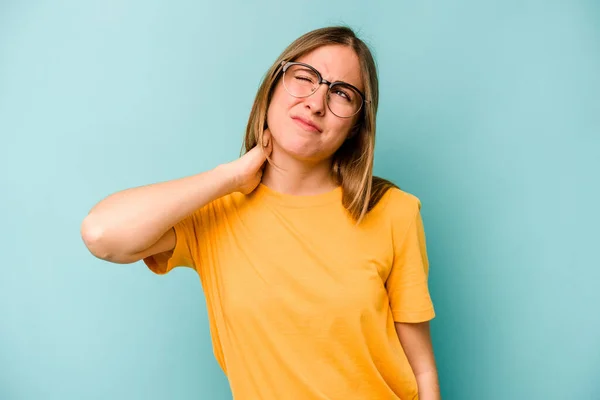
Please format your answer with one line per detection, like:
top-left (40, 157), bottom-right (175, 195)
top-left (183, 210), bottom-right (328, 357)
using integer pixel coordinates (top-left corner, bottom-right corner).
top-left (141, 197), bottom-right (221, 275)
top-left (133, 227), bottom-right (176, 264)
top-left (102, 227), bottom-right (176, 265)
top-left (142, 215), bottom-right (199, 275)
top-left (386, 195), bottom-right (435, 323)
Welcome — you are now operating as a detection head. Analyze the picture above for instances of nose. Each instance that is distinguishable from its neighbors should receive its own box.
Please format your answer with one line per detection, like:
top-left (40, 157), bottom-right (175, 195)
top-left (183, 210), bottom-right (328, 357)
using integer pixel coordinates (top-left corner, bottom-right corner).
top-left (303, 84), bottom-right (328, 115)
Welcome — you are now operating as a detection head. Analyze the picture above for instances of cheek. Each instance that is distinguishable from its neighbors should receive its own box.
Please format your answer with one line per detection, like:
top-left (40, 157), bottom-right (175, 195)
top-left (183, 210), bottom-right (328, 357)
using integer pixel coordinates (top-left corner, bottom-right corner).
top-left (267, 86), bottom-right (294, 126)
top-left (267, 82), bottom-right (358, 145)
top-left (326, 118), bottom-right (356, 144)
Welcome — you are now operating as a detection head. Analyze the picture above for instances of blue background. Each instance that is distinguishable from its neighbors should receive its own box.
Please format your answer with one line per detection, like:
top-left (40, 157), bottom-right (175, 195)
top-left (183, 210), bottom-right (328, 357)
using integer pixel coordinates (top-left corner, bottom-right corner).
top-left (1, 1), bottom-right (599, 399)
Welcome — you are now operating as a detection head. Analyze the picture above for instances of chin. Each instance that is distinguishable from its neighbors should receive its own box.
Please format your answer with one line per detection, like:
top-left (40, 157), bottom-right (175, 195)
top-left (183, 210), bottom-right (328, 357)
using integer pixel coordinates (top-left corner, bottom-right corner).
top-left (281, 144), bottom-right (320, 162)
top-left (273, 135), bottom-right (323, 162)
top-left (283, 145), bottom-right (338, 165)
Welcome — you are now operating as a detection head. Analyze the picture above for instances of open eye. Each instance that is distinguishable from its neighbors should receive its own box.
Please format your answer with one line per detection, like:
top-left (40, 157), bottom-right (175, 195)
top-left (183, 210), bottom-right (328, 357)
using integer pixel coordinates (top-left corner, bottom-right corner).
top-left (331, 86), bottom-right (353, 102)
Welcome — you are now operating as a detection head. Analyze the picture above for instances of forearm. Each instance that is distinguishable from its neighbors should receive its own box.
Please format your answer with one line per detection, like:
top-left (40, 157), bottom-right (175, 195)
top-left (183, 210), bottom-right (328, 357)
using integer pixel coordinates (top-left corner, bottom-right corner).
top-left (416, 370), bottom-right (441, 400)
top-left (394, 321), bottom-right (440, 399)
top-left (81, 164), bottom-right (235, 259)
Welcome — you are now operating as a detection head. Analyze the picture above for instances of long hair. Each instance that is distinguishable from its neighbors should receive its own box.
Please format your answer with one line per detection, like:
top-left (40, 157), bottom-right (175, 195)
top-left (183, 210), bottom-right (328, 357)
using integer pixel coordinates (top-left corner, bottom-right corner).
top-left (243, 26), bottom-right (397, 223)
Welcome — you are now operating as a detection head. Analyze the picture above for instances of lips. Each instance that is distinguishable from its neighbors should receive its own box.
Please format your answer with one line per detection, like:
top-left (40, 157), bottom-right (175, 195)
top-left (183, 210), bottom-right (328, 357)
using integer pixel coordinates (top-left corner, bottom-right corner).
top-left (292, 116), bottom-right (322, 133)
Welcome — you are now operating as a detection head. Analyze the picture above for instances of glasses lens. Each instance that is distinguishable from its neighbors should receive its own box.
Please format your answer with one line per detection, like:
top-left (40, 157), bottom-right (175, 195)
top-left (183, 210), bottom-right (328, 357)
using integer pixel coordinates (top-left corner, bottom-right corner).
top-left (283, 63), bottom-right (364, 118)
top-left (327, 83), bottom-right (363, 118)
top-left (283, 64), bottom-right (319, 97)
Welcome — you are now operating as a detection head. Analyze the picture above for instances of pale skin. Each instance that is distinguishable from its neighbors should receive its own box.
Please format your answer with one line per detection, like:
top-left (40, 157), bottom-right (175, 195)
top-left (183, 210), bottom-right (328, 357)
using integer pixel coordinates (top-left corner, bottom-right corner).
top-left (81, 44), bottom-right (439, 398)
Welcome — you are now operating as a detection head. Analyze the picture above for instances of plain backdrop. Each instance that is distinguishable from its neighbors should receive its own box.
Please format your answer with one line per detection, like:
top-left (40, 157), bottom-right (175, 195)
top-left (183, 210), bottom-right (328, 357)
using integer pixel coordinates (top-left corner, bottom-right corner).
top-left (1, 1), bottom-right (599, 399)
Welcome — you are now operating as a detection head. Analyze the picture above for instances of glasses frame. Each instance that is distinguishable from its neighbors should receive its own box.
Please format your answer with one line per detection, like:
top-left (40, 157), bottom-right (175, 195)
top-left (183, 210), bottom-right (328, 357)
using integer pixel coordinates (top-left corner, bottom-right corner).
top-left (279, 61), bottom-right (370, 118)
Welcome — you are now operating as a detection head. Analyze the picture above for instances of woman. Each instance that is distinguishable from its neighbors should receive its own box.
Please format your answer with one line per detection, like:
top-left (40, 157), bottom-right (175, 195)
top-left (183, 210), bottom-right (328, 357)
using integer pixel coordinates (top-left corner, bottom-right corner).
top-left (81, 26), bottom-right (440, 399)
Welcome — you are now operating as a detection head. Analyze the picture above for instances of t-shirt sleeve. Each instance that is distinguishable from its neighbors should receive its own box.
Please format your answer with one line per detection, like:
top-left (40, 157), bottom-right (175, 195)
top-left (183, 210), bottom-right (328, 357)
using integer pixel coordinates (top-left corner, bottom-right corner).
top-left (143, 210), bottom-right (201, 275)
top-left (386, 197), bottom-right (436, 323)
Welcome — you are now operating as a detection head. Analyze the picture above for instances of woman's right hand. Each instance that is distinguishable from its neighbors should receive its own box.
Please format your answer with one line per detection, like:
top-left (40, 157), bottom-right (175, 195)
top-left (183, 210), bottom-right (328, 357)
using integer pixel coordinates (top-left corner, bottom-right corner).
top-left (226, 129), bottom-right (273, 194)
top-left (81, 129), bottom-right (273, 264)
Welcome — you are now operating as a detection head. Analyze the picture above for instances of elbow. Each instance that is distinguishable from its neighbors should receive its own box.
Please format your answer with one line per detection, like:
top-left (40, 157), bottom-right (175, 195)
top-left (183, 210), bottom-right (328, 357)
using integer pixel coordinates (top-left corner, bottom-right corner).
top-left (80, 214), bottom-right (130, 263)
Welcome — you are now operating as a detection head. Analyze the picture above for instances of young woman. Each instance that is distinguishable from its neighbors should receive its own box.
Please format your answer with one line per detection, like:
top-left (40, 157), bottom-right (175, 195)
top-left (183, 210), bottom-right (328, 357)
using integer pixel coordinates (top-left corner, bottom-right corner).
top-left (81, 26), bottom-right (440, 400)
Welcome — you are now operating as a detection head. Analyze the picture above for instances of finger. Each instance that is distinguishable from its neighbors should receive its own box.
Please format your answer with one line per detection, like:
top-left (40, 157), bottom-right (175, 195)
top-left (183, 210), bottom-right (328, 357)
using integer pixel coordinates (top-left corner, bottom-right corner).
top-left (248, 143), bottom-right (268, 167)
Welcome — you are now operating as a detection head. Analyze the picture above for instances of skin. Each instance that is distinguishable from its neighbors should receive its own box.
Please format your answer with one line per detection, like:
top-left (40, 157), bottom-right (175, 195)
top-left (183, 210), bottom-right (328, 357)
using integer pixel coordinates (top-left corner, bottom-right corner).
top-left (395, 322), bottom-right (441, 399)
top-left (81, 43), bottom-right (439, 399)
top-left (261, 44), bottom-right (362, 195)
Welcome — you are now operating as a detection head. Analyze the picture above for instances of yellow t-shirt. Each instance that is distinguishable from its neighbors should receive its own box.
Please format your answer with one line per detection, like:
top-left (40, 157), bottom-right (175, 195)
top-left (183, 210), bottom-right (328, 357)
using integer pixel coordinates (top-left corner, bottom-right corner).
top-left (144, 183), bottom-right (435, 399)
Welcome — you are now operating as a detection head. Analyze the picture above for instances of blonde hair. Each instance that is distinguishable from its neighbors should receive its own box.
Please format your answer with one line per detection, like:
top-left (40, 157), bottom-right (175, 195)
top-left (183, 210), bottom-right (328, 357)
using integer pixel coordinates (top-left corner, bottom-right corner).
top-left (243, 26), bottom-right (398, 223)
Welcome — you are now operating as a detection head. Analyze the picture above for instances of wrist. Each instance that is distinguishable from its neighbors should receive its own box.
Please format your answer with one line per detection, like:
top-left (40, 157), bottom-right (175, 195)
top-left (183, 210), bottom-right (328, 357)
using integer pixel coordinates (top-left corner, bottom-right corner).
top-left (416, 371), bottom-right (441, 400)
top-left (213, 163), bottom-right (240, 194)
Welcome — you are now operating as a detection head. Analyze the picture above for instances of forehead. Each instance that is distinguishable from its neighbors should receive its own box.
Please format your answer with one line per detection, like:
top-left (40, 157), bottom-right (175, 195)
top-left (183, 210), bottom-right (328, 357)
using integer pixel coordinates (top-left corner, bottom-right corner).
top-left (295, 45), bottom-right (364, 92)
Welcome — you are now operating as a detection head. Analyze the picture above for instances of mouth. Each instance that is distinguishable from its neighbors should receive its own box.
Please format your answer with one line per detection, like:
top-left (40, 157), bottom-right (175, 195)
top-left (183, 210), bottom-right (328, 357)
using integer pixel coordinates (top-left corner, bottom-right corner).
top-left (291, 116), bottom-right (322, 133)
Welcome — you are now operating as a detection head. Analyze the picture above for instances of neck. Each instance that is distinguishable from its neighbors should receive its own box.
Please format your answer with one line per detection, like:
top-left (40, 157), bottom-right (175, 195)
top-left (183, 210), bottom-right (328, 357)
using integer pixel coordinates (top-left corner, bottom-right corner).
top-left (261, 150), bottom-right (338, 196)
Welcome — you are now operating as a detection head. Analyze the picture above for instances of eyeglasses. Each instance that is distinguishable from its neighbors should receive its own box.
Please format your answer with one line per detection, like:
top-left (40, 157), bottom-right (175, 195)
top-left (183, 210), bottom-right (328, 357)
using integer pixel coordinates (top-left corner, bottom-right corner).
top-left (280, 61), bottom-right (369, 118)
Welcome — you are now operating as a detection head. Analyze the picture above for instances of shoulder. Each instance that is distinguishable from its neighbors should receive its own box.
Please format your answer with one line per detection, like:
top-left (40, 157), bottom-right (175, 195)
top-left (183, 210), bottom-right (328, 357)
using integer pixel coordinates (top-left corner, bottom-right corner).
top-left (382, 187), bottom-right (421, 213)
top-left (375, 188), bottom-right (427, 253)
top-left (377, 185), bottom-right (421, 216)
top-left (369, 176), bottom-right (420, 215)
top-left (369, 186), bottom-right (422, 233)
